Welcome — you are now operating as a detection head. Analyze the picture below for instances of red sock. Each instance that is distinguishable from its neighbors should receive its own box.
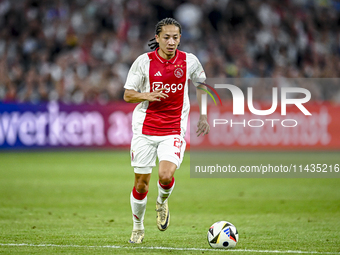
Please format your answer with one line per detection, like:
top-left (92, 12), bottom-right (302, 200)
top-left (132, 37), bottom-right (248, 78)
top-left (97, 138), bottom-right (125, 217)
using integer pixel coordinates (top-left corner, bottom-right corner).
top-left (159, 177), bottom-right (175, 190)
top-left (132, 186), bottom-right (148, 200)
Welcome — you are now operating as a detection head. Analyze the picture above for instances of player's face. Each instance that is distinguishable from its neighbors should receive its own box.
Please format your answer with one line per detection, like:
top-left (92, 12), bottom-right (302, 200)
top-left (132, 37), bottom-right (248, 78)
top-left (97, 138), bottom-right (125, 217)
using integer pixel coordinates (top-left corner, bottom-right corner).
top-left (155, 25), bottom-right (181, 60)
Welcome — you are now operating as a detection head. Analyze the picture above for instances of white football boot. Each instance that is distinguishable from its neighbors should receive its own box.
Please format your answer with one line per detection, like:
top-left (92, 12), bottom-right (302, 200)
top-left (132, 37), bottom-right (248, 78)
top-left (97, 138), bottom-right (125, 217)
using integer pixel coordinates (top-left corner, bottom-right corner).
top-left (156, 200), bottom-right (170, 231)
top-left (128, 229), bottom-right (144, 244)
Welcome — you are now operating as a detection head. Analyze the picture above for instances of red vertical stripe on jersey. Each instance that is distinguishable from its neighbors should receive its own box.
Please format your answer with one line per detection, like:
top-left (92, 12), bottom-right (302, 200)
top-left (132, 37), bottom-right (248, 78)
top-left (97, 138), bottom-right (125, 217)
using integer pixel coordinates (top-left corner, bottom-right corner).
top-left (142, 49), bottom-right (187, 136)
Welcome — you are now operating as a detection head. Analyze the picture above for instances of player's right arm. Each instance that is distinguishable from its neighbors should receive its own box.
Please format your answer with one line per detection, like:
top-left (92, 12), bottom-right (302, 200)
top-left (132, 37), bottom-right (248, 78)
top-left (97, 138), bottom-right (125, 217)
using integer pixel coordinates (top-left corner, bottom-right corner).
top-left (124, 88), bottom-right (168, 103)
top-left (123, 54), bottom-right (169, 103)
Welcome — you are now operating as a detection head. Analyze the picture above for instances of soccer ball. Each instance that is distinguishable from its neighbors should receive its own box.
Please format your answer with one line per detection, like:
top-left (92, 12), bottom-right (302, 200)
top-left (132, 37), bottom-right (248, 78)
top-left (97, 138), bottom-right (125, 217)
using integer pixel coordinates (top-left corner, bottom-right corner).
top-left (207, 221), bottom-right (239, 249)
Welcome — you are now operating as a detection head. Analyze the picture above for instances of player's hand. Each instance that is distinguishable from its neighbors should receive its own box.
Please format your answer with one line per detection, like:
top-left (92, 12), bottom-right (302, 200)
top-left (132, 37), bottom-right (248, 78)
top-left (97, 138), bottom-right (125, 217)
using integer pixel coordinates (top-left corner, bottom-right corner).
top-left (146, 88), bottom-right (169, 102)
top-left (196, 115), bottom-right (210, 137)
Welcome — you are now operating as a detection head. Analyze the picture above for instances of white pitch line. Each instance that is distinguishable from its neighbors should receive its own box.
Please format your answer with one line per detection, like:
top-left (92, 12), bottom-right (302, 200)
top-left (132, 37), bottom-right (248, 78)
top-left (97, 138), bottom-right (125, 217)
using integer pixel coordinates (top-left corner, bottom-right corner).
top-left (0, 243), bottom-right (339, 254)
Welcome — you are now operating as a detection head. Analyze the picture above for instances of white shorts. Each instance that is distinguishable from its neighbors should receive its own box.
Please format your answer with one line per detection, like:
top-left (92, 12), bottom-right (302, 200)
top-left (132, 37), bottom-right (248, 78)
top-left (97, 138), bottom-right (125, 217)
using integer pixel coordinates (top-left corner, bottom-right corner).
top-left (130, 134), bottom-right (186, 174)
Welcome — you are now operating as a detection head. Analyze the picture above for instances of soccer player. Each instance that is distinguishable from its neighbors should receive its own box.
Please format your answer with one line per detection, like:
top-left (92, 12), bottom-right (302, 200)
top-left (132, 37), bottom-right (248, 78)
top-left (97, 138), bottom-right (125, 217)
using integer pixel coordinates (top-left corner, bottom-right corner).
top-left (123, 17), bottom-right (209, 243)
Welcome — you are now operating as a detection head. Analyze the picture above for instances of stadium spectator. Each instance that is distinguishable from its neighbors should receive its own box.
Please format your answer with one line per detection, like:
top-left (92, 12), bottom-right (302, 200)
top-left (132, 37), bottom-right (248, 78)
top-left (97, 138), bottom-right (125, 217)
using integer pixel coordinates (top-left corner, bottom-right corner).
top-left (0, 0), bottom-right (340, 103)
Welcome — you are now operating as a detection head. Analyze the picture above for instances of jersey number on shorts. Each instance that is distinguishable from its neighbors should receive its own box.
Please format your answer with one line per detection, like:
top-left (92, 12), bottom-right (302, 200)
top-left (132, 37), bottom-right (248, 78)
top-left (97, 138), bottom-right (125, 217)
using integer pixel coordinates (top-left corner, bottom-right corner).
top-left (174, 137), bottom-right (183, 158)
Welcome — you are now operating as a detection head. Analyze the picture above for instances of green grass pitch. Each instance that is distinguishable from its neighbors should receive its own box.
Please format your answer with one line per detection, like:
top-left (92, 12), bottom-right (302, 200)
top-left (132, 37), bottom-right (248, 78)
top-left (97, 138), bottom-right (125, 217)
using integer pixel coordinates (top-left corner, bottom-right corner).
top-left (0, 150), bottom-right (339, 254)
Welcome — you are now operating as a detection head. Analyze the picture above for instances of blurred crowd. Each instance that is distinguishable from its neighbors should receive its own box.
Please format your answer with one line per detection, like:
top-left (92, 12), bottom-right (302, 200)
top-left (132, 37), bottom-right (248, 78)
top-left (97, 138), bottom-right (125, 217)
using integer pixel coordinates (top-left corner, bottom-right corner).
top-left (0, 0), bottom-right (340, 104)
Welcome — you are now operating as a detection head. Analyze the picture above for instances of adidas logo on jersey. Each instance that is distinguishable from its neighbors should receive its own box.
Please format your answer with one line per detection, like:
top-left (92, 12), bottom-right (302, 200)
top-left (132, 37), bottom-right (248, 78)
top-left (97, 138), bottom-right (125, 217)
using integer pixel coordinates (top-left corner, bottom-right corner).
top-left (154, 71), bottom-right (162, 76)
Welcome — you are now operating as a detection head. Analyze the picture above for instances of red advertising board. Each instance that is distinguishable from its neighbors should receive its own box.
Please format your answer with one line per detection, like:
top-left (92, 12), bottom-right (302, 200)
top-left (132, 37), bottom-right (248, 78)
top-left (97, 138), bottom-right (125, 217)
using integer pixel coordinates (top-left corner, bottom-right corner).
top-left (1, 102), bottom-right (339, 150)
top-left (189, 102), bottom-right (340, 150)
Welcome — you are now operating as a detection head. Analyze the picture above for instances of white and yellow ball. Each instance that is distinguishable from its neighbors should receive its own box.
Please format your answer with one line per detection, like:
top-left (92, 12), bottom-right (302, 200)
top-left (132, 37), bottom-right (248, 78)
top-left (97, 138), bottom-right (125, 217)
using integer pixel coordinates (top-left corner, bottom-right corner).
top-left (207, 221), bottom-right (239, 249)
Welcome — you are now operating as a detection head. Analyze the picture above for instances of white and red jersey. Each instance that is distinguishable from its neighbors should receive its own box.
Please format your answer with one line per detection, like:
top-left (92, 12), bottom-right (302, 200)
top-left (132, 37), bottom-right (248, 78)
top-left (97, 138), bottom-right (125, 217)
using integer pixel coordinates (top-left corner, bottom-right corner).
top-left (124, 49), bottom-right (206, 137)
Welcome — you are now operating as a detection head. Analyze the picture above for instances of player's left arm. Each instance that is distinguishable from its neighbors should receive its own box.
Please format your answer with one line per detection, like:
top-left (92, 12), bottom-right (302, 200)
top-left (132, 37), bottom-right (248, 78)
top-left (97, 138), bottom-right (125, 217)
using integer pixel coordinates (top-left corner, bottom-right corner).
top-left (189, 53), bottom-right (210, 137)
top-left (196, 84), bottom-right (210, 137)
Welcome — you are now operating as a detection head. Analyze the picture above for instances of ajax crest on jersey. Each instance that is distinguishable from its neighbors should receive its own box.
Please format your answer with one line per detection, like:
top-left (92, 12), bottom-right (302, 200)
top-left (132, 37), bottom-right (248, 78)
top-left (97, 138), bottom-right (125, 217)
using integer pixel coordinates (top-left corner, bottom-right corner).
top-left (207, 221), bottom-right (239, 249)
top-left (174, 68), bottom-right (184, 78)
